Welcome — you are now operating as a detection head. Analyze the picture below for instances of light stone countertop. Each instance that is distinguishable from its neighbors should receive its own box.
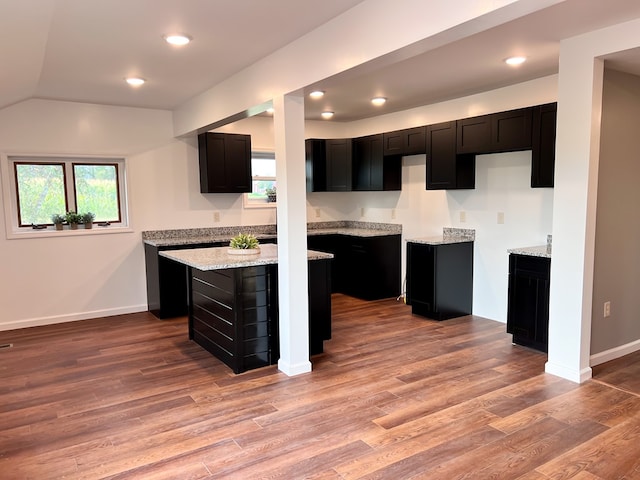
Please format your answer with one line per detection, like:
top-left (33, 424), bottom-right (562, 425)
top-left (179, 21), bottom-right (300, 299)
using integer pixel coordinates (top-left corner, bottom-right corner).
top-left (508, 245), bottom-right (552, 258)
top-left (406, 227), bottom-right (475, 245)
top-left (143, 221), bottom-right (401, 247)
top-left (159, 243), bottom-right (333, 271)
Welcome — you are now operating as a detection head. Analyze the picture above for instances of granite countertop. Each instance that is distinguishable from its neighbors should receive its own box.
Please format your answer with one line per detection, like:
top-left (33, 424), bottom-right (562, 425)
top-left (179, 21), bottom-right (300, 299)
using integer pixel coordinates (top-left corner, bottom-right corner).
top-left (159, 243), bottom-right (333, 271)
top-left (508, 245), bottom-right (552, 258)
top-left (406, 227), bottom-right (476, 245)
top-left (143, 221), bottom-right (402, 247)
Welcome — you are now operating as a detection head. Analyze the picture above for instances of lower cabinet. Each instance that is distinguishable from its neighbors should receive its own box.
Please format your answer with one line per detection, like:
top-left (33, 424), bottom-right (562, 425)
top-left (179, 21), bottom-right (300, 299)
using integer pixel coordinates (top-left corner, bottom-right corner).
top-left (307, 234), bottom-right (401, 300)
top-left (145, 242), bottom-right (225, 319)
top-left (406, 241), bottom-right (474, 320)
top-left (507, 254), bottom-right (551, 352)
top-left (189, 259), bottom-right (332, 374)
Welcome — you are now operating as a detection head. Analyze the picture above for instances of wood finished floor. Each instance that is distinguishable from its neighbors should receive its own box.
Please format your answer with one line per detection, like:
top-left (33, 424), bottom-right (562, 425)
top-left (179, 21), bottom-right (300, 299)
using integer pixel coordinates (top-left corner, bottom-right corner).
top-left (1, 294), bottom-right (639, 479)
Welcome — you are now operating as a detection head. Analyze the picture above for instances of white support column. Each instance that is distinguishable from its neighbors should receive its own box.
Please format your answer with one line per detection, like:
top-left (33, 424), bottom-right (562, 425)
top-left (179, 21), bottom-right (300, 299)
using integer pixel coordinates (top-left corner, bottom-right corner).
top-left (272, 93), bottom-right (311, 376)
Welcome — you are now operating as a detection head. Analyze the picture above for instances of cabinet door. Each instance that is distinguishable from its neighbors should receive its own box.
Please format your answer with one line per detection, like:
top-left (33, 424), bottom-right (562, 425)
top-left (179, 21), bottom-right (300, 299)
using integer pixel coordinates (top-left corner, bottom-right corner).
top-left (383, 127), bottom-right (426, 156)
top-left (198, 132), bottom-right (251, 193)
top-left (531, 103), bottom-right (557, 188)
top-left (507, 255), bottom-right (550, 352)
top-left (456, 115), bottom-right (491, 154)
top-left (306, 139), bottom-right (327, 192)
top-left (406, 242), bottom-right (435, 313)
top-left (325, 138), bottom-right (352, 191)
top-left (353, 134), bottom-right (388, 191)
top-left (491, 107), bottom-right (533, 152)
top-left (426, 121), bottom-right (457, 189)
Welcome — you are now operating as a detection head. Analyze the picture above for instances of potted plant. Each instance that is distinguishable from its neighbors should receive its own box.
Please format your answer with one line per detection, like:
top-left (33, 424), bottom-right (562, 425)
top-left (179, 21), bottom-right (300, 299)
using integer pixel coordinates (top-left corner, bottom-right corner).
top-left (228, 233), bottom-right (260, 255)
top-left (65, 211), bottom-right (81, 230)
top-left (81, 212), bottom-right (95, 229)
top-left (265, 186), bottom-right (277, 203)
top-left (51, 213), bottom-right (65, 231)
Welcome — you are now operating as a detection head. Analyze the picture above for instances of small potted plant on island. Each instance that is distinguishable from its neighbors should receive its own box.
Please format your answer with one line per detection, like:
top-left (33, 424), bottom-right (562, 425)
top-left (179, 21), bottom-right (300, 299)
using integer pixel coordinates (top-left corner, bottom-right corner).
top-left (65, 211), bottom-right (81, 230)
top-left (265, 186), bottom-right (276, 203)
top-left (51, 213), bottom-right (65, 231)
top-left (228, 233), bottom-right (260, 255)
top-left (81, 212), bottom-right (95, 229)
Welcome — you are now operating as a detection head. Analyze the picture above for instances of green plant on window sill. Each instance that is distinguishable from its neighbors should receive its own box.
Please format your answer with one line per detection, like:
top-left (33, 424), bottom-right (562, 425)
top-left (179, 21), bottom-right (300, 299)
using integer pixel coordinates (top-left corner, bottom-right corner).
top-left (81, 212), bottom-right (95, 229)
top-left (229, 233), bottom-right (260, 250)
top-left (65, 211), bottom-right (82, 229)
top-left (265, 186), bottom-right (277, 203)
top-left (51, 213), bottom-right (65, 230)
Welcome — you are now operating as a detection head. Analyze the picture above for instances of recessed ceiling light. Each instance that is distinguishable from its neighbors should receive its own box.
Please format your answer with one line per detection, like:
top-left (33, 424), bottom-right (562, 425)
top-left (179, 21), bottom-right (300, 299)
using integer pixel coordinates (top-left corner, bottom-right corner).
top-left (321, 111), bottom-right (334, 119)
top-left (164, 34), bottom-right (192, 46)
top-left (309, 90), bottom-right (325, 99)
top-left (266, 107), bottom-right (274, 114)
top-left (125, 77), bottom-right (146, 87)
top-left (371, 97), bottom-right (387, 106)
top-left (504, 56), bottom-right (527, 66)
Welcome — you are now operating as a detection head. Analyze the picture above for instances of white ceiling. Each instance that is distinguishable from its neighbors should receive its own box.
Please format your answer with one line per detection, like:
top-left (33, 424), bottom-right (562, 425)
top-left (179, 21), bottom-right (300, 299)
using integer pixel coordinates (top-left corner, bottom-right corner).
top-left (2, 0), bottom-right (640, 123)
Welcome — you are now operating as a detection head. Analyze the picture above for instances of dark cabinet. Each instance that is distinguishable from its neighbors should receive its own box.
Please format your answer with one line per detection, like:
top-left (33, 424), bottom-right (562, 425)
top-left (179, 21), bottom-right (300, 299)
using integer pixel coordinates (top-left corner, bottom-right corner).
top-left (383, 126), bottom-right (426, 156)
top-left (406, 241), bottom-right (474, 320)
top-left (456, 107), bottom-right (533, 154)
top-left (456, 115), bottom-right (492, 154)
top-left (353, 134), bottom-right (401, 191)
top-left (531, 102), bottom-right (557, 188)
top-left (507, 254), bottom-right (550, 352)
top-left (325, 138), bottom-right (353, 191)
top-left (307, 233), bottom-right (401, 300)
top-left (426, 121), bottom-right (475, 190)
top-left (145, 241), bottom-right (225, 319)
top-left (305, 138), bottom-right (327, 192)
top-left (198, 132), bottom-right (251, 193)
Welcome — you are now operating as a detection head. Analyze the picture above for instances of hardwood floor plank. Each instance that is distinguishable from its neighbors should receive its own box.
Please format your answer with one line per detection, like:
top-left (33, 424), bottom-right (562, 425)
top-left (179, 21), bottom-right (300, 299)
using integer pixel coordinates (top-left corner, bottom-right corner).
top-left (1, 295), bottom-right (639, 478)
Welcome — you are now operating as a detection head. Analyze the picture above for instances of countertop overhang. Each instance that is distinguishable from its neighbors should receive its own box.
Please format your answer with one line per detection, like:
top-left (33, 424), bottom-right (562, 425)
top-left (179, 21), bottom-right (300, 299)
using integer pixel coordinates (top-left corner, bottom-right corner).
top-left (160, 243), bottom-right (333, 271)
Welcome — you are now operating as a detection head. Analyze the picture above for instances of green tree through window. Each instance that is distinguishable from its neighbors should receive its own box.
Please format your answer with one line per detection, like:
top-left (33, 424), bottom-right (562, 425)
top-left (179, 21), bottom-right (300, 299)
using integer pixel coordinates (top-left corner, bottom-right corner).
top-left (15, 163), bottom-right (67, 225)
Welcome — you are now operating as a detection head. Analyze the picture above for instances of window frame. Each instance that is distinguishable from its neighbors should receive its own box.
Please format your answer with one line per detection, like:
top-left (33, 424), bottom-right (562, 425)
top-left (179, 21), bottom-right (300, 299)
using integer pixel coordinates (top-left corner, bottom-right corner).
top-left (1, 153), bottom-right (132, 239)
top-left (243, 150), bottom-right (277, 209)
top-left (14, 161), bottom-right (69, 227)
top-left (72, 162), bottom-right (123, 224)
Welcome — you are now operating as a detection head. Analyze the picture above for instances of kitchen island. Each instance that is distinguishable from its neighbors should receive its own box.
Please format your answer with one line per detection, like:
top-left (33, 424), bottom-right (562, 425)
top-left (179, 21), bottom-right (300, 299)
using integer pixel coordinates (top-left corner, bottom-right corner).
top-left (160, 244), bottom-right (333, 374)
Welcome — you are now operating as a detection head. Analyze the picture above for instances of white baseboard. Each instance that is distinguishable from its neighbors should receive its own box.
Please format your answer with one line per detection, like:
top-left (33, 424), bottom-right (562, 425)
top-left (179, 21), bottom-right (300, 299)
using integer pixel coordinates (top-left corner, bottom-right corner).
top-left (278, 359), bottom-right (312, 376)
top-left (545, 361), bottom-right (592, 383)
top-left (590, 339), bottom-right (640, 366)
top-left (0, 304), bottom-right (149, 332)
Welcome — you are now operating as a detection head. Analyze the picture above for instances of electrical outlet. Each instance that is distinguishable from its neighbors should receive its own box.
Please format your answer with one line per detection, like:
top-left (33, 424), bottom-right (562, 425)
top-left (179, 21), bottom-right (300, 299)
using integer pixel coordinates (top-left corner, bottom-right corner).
top-left (497, 212), bottom-right (505, 224)
top-left (604, 301), bottom-right (611, 318)
top-left (459, 211), bottom-right (466, 223)
top-left (213, 211), bottom-right (220, 223)
top-left (314, 208), bottom-right (321, 218)
top-left (360, 207), bottom-right (365, 217)
top-left (391, 208), bottom-right (396, 220)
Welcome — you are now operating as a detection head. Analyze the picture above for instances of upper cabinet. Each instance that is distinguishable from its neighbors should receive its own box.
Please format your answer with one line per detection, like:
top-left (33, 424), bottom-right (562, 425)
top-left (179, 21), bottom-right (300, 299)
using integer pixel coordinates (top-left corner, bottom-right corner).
top-left (306, 138), bottom-right (327, 193)
top-left (198, 132), bottom-right (251, 193)
top-left (353, 134), bottom-right (402, 191)
top-left (456, 107), bottom-right (532, 154)
top-left (383, 126), bottom-right (426, 156)
top-left (426, 121), bottom-right (474, 190)
top-left (531, 103), bottom-right (557, 188)
top-left (325, 138), bottom-right (353, 191)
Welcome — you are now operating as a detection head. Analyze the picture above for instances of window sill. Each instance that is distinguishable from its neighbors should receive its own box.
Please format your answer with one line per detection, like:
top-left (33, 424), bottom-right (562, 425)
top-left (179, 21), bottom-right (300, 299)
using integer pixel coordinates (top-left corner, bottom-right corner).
top-left (242, 194), bottom-right (277, 209)
top-left (5, 225), bottom-right (134, 240)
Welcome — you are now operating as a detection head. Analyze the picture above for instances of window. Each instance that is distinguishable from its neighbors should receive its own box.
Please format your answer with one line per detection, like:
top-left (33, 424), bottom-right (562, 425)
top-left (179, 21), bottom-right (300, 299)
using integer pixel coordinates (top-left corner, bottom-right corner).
top-left (1, 154), bottom-right (129, 237)
top-left (243, 151), bottom-right (276, 208)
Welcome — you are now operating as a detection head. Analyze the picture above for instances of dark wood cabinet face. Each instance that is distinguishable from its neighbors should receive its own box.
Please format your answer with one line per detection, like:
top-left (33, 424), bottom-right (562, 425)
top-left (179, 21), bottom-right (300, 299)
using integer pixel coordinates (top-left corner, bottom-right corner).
top-left (325, 138), bottom-right (352, 191)
top-left (531, 103), bottom-right (557, 188)
top-left (426, 121), bottom-right (457, 189)
top-left (198, 132), bottom-right (251, 193)
top-left (406, 241), bottom-right (474, 320)
top-left (456, 108), bottom-right (532, 154)
top-left (353, 134), bottom-right (383, 190)
top-left (507, 254), bottom-right (551, 352)
top-left (305, 139), bottom-right (327, 192)
top-left (307, 233), bottom-right (401, 300)
top-left (383, 126), bottom-right (426, 156)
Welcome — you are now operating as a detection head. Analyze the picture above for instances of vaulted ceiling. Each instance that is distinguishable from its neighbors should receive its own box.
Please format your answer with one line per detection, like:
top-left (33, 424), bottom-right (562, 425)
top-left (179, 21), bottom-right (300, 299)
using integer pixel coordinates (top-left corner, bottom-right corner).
top-left (2, 0), bottom-right (640, 123)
